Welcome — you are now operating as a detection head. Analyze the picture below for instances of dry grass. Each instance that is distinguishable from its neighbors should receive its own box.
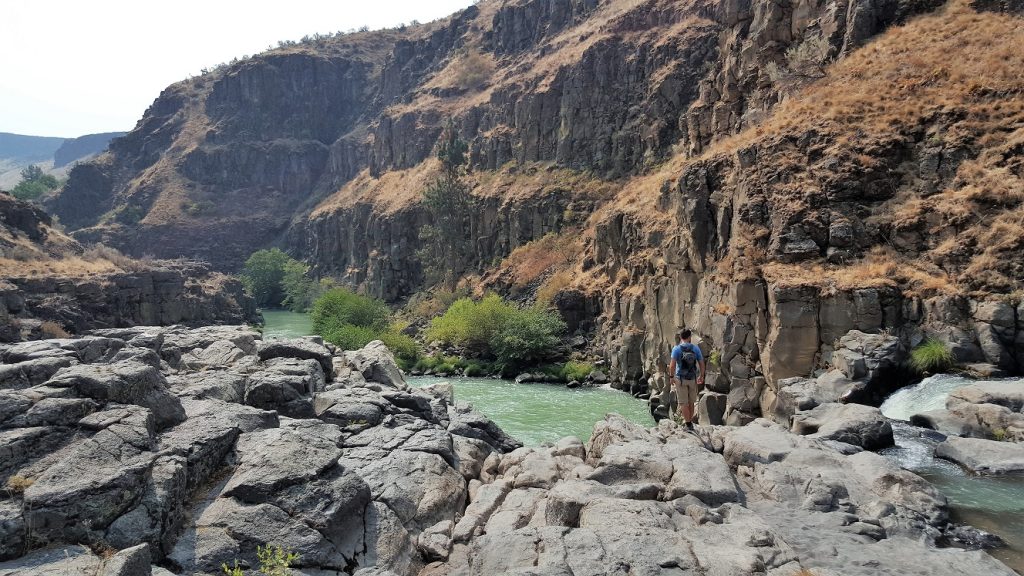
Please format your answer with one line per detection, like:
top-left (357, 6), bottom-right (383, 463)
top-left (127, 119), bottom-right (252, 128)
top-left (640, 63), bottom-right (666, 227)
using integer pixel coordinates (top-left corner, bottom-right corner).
top-left (496, 232), bottom-right (579, 286)
top-left (39, 321), bottom-right (70, 339)
top-left (5, 475), bottom-right (33, 494)
top-left (762, 246), bottom-right (957, 297)
top-left (536, 268), bottom-right (574, 305)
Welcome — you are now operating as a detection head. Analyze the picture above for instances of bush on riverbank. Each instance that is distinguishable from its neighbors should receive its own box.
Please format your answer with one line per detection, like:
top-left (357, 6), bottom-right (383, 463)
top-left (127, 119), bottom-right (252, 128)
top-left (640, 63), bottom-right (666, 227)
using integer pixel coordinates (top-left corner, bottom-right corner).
top-left (910, 338), bottom-right (955, 373)
top-left (242, 248), bottom-right (325, 311)
top-left (311, 288), bottom-right (419, 367)
top-left (425, 294), bottom-right (566, 369)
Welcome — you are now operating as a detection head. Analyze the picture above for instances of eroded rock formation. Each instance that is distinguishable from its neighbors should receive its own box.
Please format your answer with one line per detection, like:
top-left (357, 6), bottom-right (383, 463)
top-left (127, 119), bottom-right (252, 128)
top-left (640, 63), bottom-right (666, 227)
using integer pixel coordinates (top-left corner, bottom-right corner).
top-left (0, 331), bottom-right (1012, 575)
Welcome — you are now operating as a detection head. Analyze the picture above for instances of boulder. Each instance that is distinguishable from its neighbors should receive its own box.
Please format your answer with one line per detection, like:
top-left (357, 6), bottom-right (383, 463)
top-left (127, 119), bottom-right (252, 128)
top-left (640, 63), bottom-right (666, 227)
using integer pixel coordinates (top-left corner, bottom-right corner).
top-left (791, 403), bottom-right (894, 449)
top-left (447, 404), bottom-right (522, 453)
top-left (23, 406), bottom-right (157, 545)
top-left (935, 436), bottom-right (1024, 474)
top-left (343, 341), bottom-right (407, 390)
top-left (44, 361), bottom-right (185, 428)
top-left (257, 338), bottom-right (333, 378)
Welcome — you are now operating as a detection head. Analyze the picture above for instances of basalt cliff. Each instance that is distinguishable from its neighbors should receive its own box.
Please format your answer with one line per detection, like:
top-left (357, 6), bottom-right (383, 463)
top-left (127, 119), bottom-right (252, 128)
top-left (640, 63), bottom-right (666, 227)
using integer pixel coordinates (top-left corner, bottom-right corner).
top-left (49, 0), bottom-right (1024, 424)
top-left (0, 192), bottom-right (258, 341)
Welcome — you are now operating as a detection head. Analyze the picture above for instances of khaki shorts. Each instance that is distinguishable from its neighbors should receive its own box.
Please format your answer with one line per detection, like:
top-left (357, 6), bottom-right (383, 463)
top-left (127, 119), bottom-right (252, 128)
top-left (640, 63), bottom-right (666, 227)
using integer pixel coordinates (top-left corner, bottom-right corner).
top-left (673, 377), bottom-right (697, 406)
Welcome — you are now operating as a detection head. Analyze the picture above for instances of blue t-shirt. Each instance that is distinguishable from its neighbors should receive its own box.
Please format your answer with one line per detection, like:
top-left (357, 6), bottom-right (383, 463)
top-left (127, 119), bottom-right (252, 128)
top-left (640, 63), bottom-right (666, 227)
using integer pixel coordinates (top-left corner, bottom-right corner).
top-left (671, 343), bottom-right (703, 379)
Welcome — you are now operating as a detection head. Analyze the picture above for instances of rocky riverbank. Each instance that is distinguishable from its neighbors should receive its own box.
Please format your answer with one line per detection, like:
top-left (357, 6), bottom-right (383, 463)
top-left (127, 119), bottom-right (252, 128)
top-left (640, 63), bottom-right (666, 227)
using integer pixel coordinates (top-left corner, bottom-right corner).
top-left (0, 191), bottom-right (258, 342)
top-left (0, 330), bottom-right (1015, 575)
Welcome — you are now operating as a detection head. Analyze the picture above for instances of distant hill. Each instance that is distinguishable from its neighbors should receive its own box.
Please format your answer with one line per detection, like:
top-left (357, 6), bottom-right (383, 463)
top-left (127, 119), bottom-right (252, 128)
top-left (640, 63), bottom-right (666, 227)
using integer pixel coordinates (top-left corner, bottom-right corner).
top-left (0, 130), bottom-right (126, 189)
top-left (0, 132), bottom-right (65, 163)
top-left (53, 132), bottom-right (127, 167)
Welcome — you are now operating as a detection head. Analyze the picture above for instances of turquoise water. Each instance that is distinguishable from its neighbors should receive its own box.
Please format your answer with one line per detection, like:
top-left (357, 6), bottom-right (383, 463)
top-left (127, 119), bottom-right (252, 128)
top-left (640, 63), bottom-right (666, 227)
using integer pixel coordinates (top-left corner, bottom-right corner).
top-left (260, 310), bottom-right (654, 446)
top-left (409, 376), bottom-right (654, 446)
top-left (881, 375), bottom-right (1024, 572)
top-left (260, 309), bottom-right (313, 340)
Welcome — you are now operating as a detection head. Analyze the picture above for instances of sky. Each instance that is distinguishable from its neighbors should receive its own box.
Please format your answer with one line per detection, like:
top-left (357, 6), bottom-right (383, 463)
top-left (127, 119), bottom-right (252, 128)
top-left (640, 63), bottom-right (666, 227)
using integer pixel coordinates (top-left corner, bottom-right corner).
top-left (0, 0), bottom-right (474, 138)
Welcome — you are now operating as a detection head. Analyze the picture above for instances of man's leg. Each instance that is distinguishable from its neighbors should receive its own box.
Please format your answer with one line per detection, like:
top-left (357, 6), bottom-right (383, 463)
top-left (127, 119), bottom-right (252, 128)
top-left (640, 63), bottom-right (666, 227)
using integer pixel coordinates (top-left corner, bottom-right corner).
top-left (681, 379), bottom-right (696, 425)
top-left (672, 378), bottom-right (686, 422)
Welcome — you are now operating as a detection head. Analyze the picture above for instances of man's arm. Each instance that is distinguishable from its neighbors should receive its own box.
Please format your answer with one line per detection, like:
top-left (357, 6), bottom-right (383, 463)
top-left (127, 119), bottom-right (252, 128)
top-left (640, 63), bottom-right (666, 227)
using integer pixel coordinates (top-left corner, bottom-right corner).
top-left (669, 357), bottom-right (677, 381)
top-left (698, 359), bottom-right (707, 387)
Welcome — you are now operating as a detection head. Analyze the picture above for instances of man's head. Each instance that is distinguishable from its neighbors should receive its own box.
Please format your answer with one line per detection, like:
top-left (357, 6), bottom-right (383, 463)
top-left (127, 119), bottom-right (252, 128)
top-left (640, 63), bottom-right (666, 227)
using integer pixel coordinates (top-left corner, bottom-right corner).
top-left (677, 329), bottom-right (692, 342)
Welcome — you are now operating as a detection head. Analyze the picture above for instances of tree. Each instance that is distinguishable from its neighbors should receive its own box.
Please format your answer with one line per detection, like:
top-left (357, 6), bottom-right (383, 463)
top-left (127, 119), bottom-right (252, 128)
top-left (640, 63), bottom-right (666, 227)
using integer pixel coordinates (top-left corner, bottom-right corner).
top-left (12, 164), bottom-right (61, 201)
top-left (418, 121), bottom-right (474, 287)
top-left (241, 248), bottom-right (292, 307)
top-left (281, 259), bottom-right (317, 312)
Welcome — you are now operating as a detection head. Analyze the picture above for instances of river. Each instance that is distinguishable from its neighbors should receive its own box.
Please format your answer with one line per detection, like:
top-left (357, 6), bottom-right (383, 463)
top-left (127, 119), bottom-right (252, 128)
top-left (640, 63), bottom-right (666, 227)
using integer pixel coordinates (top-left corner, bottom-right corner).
top-left (260, 310), bottom-right (654, 444)
top-left (880, 374), bottom-right (1024, 573)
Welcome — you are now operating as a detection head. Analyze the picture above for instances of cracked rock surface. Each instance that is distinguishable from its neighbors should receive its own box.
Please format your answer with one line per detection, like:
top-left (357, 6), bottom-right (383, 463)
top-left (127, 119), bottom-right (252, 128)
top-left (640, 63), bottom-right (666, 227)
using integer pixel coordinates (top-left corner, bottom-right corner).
top-left (0, 327), bottom-right (1012, 575)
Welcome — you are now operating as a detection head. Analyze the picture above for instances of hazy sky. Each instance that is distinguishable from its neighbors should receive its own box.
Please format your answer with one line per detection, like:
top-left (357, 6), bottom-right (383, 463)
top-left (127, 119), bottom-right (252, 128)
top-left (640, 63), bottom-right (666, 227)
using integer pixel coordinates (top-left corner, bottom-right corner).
top-left (0, 0), bottom-right (474, 138)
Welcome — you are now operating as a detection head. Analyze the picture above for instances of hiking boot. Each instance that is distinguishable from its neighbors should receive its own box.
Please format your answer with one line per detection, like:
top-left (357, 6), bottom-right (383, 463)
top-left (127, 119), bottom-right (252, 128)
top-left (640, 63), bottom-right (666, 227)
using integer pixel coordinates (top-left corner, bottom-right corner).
top-left (685, 421), bottom-right (694, 431)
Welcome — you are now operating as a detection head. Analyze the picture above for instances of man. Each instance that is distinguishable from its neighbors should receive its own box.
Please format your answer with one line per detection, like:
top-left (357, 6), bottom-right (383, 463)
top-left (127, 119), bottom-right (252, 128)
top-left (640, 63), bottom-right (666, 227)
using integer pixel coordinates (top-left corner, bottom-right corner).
top-left (668, 329), bottom-right (705, 430)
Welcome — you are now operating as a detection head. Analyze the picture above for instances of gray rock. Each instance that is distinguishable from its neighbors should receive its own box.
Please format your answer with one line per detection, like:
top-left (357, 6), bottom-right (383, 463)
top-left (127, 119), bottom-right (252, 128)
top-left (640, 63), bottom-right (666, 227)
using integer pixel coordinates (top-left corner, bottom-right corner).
top-left (935, 436), bottom-right (1024, 474)
top-left (791, 403), bottom-right (894, 449)
top-left (222, 426), bottom-right (343, 503)
top-left (447, 403), bottom-right (522, 453)
top-left (23, 406), bottom-right (157, 544)
top-left (244, 357), bottom-right (325, 416)
top-left (45, 361), bottom-right (185, 428)
top-left (99, 543), bottom-right (151, 576)
top-left (0, 357), bottom-right (74, 390)
top-left (343, 341), bottom-right (407, 390)
top-left (420, 381), bottom-right (454, 404)
top-left (257, 338), bottom-right (333, 378)
top-left (0, 545), bottom-right (101, 575)
top-left (1, 397), bottom-right (99, 428)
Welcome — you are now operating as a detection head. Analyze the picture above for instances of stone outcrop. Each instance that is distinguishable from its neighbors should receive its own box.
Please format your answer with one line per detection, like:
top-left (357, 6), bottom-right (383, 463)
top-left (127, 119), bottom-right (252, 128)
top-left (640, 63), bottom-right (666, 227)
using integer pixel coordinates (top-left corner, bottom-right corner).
top-left (0, 329), bottom-right (519, 575)
top-left (1, 192), bottom-right (258, 342)
top-left (1, 262), bottom-right (258, 342)
top-left (912, 380), bottom-right (1024, 441)
top-left (1, 332), bottom-right (1011, 575)
top-left (425, 415), bottom-right (1011, 576)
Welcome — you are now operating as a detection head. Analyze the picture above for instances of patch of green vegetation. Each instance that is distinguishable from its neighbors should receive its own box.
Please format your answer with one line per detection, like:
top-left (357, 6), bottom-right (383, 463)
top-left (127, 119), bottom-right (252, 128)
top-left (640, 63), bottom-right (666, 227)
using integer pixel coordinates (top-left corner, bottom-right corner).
top-left (709, 349), bottom-right (721, 368)
top-left (560, 361), bottom-right (594, 382)
top-left (425, 294), bottom-right (566, 369)
top-left (910, 338), bottom-right (955, 373)
top-left (993, 428), bottom-right (1008, 441)
top-left (311, 288), bottom-right (420, 368)
top-left (242, 248), bottom-right (331, 312)
top-left (221, 544), bottom-right (299, 576)
top-left (11, 165), bottom-right (61, 201)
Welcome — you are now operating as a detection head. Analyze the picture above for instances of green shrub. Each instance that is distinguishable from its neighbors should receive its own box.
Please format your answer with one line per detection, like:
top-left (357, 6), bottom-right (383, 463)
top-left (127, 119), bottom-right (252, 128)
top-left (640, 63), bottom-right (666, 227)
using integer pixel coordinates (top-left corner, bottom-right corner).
top-left (560, 361), bottom-right (594, 382)
top-left (464, 362), bottom-right (487, 377)
top-left (242, 248), bottom-right (292, 307)
top-left (281, 260), bottom-right (317, 312)
top-left (426, 294), bottom-right (567, 368)
top-left (993, 428), bottom-right (1008, 441)
top-left (379, 329), bottom-right (420, 369)
top-left (322, 324), bottom-right (379, 351)
top-left (709, 349), bottom-right (721, 368)
top-left (425, 294), bottom-right (515, 353)
top-left (312, 288), bottom-right (389, 334)
top-left (490, 307), bottom-right (566, 367)
top-left (910, 339), bottom-right (955, 373)
top-left (256, 544), bottom-right (299, 576)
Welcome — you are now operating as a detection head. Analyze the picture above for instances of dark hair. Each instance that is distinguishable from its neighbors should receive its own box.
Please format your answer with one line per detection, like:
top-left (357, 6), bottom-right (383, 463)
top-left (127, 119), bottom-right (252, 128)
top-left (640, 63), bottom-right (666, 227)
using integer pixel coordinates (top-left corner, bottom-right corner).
top-left (677, 329), bottom-right (692, 341)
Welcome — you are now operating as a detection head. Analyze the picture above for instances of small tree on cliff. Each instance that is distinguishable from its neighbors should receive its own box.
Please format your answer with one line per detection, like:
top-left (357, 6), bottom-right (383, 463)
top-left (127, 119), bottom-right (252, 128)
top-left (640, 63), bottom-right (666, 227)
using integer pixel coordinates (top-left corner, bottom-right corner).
top-left (418, 122), bottom-right (473, 287)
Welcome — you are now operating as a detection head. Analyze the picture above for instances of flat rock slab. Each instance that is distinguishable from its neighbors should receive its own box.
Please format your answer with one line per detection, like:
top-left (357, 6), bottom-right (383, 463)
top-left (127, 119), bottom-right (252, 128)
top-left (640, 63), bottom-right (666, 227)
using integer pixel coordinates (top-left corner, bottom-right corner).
top-left (935, 436), bottom-right (1024, 474)
top-left (45, 360), bottom-right (185, 428)
top-left (258, 338), bottom-right (333, 378)
top-left (791, 402), bottom-right (894, 449)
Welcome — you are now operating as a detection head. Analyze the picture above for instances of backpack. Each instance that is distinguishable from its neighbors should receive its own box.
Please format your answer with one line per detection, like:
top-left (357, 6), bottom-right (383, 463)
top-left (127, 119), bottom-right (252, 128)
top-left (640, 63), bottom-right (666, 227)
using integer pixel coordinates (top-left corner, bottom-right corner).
top-left (674, 344), bottom-right (697, 380)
